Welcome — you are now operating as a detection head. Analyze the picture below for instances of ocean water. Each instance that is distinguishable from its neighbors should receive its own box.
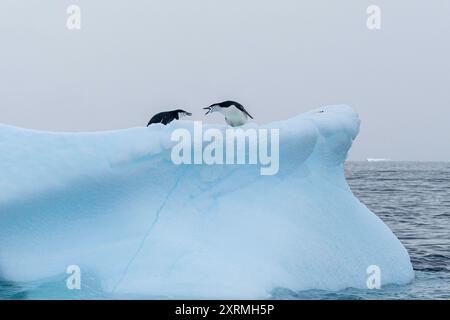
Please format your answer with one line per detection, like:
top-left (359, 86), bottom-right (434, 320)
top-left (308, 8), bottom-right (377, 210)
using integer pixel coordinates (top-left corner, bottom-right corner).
top-left (1, 161), bottom-right (449, 300)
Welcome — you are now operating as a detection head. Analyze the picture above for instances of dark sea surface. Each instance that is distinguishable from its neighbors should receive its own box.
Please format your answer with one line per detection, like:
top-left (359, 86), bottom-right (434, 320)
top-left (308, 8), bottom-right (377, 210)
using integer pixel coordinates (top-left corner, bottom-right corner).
top-left (1, 161), bottom-right (449, 299)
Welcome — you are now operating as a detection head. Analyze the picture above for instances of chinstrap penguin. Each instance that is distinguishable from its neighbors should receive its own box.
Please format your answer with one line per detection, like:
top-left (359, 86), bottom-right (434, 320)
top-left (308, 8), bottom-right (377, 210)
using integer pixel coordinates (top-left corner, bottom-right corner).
top-left (147, 109), bottom-right (192, 126)
top-left (204, 100), bottom-right (253, 127)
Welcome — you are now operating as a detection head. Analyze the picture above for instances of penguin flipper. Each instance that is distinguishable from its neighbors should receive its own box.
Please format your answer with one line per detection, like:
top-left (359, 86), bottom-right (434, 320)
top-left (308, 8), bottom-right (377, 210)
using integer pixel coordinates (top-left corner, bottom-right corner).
top-left (161, 114), bottom-right (174, 125)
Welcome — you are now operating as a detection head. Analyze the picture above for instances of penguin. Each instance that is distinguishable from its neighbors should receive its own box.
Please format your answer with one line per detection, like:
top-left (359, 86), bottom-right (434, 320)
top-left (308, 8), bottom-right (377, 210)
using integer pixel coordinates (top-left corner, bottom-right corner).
top-left (147, 109), bottom-right (192, 126)
top-left (203, 100), bottom-right (253, 127)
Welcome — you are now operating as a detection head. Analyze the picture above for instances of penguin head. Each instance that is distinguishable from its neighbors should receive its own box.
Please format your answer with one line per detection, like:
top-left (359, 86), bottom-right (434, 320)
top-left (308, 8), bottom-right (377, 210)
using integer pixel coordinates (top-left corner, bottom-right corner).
top-left (204, 101), bottom-right (228, 115)
top-left (175, 109), bottom-right (192, 118)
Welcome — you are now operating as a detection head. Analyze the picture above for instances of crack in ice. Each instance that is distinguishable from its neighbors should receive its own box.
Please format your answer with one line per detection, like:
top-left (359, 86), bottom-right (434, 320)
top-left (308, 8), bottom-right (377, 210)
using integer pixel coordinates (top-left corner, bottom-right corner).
top-left (111, 167), bottom-right (186, 293)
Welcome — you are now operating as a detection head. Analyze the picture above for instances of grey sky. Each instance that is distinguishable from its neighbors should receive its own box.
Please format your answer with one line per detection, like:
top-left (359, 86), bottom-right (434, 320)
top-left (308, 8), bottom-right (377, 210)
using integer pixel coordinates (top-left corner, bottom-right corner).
top-left (0, 0), bottom-right (449, 161)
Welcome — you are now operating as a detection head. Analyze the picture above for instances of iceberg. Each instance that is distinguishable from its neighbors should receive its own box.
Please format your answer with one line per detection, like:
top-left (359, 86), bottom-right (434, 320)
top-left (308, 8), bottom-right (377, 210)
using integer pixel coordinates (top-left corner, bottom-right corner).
top-left (0, 105), bottom-right (414, 298)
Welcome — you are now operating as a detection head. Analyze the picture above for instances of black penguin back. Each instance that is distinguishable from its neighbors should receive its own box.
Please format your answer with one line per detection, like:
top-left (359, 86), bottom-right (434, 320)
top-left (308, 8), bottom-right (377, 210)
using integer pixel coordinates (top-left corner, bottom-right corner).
top-left (147, 110), bottom-right (180, 126)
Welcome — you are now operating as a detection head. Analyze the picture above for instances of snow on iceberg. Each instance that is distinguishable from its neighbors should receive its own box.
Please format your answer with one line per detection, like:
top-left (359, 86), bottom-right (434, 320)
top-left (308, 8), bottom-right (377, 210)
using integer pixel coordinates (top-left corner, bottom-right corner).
top-left (0, 105), bottom-right (414, 298)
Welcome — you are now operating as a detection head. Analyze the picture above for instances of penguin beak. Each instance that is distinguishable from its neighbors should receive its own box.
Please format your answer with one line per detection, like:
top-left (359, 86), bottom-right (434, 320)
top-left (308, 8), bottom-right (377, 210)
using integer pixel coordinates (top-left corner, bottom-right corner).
top-left (185, 112), bottom-right (192, 116)
top-left (204, 106), bottom-right (212, 115)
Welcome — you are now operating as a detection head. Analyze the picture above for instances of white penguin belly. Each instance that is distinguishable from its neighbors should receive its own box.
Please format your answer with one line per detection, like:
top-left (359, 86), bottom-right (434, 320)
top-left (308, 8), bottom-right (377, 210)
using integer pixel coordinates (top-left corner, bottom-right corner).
top-left (222, 106), bottom-right (248, 127)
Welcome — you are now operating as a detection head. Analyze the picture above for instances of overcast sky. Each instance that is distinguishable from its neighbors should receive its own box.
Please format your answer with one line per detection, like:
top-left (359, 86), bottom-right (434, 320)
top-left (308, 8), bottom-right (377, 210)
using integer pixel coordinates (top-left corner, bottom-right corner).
top-left (0, 0), bottom-right (449, 160)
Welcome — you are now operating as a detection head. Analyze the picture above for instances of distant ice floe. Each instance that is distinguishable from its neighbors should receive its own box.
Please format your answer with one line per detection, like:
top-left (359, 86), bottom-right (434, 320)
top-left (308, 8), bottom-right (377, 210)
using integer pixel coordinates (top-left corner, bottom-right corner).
top-left (0, 105), bottom-right (414, 298)
top-left (367, 158), bottom-right (391, 162)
